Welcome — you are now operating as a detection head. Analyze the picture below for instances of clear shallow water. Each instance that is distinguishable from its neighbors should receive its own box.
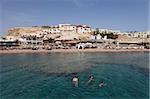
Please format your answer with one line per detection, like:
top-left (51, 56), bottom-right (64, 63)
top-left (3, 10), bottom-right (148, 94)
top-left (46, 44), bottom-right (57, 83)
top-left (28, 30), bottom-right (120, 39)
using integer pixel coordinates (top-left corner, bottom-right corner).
top-left (0, 52), bottom-right (149, 99)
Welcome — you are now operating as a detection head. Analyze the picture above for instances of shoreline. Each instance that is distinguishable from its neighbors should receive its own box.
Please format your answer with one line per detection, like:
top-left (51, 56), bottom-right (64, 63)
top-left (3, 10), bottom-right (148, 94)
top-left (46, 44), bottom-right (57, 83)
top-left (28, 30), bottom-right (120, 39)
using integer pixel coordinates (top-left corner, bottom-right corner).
top-left (0, 49), bottom-right (149, 54)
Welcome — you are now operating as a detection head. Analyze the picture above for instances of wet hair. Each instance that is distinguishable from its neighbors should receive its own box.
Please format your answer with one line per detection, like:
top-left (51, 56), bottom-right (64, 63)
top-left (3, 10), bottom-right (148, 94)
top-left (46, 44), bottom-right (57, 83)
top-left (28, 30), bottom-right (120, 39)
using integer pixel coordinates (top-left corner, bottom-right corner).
top-left (89, 75), bottom-right (93, 78)
top-left (72, 73), bottom-right (78, 78)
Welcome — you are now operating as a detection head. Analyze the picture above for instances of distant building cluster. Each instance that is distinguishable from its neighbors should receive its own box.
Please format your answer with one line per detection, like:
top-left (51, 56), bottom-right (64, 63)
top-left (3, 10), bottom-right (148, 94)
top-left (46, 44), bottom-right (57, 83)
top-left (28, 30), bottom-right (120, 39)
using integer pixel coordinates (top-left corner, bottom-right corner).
top-left (97, 28), bottom-right (121, 34)
top-left (0, 24), bottom-right (150, 50)
top-left (42, 24), bottom-right (92, 34)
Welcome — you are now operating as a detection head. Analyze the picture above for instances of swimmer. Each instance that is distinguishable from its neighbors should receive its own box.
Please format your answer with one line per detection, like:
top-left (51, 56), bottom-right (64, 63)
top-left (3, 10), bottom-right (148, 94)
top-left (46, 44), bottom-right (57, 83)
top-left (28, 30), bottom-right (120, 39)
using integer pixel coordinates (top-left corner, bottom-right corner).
top-left (72, 76), bottom-right (79, 87)
top-left (86, 75), bottom-right (94, 85)
top-left (99, 81), bottom-right (107, 88)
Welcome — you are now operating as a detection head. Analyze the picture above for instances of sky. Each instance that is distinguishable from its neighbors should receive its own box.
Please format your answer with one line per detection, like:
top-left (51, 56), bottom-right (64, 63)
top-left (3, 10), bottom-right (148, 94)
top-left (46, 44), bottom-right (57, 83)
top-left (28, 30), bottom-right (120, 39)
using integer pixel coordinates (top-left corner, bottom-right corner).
top-left (0, 0), bottom-right (149, 36)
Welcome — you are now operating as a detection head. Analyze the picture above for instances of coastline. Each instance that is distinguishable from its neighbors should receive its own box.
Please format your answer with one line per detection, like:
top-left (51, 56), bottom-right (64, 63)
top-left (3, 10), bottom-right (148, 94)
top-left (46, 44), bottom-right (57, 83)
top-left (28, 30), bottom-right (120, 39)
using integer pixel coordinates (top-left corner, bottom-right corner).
top-left (0, 49), bottom-right (149, 54)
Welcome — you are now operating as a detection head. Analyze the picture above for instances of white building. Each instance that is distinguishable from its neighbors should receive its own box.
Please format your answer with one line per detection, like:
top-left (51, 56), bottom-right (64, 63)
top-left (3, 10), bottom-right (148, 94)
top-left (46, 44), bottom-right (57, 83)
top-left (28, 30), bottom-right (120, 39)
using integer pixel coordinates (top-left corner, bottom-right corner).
top-left (96, 34), bottom-right (102, 40)
top-left (0, 36), bottom-right (18, 44)
top-left (109, 30), bottom-right (121, 34)
top-left (103, 35), bottom-right (107, 40)
top-left (89, 34), bottom-right (102, 40)
top-left (18, 36), bottom-right (43, 48)
top-left (131, 32), bottom-right (149, 38)
top-left (1, 36), bottom-right (18, 41)
top-left (42, 24), bottom-right (92, 34)
top-left (42, 26), bottom-right (60, 34)
top-left (77, 25), bottom-right (92, 34)
top-left (98, 29), bottom-right (121, 34)
top-left (89, 35), bottom-right (96, 40)
top-left (59, 24), bottom-right (77, 32)
top-left (118, 32), bottom-right (150, 38)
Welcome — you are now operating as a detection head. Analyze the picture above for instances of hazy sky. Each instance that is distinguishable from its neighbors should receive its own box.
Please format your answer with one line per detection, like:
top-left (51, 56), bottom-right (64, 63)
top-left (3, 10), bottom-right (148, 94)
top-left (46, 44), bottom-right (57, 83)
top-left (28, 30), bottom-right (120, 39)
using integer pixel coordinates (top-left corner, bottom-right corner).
top-left (0, 0), bottom-right (149, 36)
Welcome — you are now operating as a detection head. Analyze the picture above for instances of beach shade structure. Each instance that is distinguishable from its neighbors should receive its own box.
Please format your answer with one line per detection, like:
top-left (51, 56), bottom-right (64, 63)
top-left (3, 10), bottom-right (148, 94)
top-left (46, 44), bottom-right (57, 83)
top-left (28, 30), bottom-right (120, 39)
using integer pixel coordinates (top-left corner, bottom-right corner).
top-left (63, 41), bottom-right (79, 46)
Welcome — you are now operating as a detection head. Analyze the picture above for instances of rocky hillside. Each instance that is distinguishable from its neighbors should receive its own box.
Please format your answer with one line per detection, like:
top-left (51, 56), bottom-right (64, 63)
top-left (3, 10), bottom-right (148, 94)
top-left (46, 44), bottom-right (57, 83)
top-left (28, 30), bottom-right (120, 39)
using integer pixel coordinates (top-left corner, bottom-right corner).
top-left (6, 27), bottom-right (91, 40)
top-left (7, 27), bottom-right (42, 37)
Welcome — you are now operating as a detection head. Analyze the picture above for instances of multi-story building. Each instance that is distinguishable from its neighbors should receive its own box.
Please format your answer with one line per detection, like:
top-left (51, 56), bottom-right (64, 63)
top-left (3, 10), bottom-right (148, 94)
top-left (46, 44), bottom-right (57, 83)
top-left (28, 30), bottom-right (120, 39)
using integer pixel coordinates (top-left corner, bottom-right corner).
top-left (43, 24), bottom-right (92, 34)
top-left (59, 24), bottom-right (77, 32)
top-left (118, 32), bottom-right (150, 38)
top-left (59, 24), bottom-right (92, 34)
top-left (18, 35), bottom-right (43, 48)
top-left (76, 25), bottom-right (92, 34)
top-left (42, 26), bottom-right (60, 34)
top-left (131, 32), bottom-right (149, 38)
top-left (98, 28), bottom-right (121, 34)
top-left (0, 36), bottom-right (19, 49)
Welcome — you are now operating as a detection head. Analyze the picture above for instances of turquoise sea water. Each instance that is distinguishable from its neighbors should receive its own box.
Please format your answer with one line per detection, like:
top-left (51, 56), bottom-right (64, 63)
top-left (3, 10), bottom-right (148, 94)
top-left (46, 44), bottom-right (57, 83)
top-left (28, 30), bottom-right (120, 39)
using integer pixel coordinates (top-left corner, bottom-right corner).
top-left (0, 52), bottom-right (149, 99)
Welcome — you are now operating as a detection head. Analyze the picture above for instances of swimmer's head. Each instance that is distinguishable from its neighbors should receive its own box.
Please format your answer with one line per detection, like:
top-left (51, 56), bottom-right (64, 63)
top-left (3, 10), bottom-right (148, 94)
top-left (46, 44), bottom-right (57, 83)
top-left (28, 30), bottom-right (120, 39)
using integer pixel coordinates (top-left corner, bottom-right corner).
top-left (89, 75), bottom-right (93, 78)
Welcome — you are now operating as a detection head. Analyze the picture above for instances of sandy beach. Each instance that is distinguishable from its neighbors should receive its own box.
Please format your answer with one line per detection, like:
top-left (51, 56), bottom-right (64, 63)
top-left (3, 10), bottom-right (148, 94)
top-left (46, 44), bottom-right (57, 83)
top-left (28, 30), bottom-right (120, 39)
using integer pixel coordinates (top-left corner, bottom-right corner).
top-left (0, 49), bottom-right (149, 54)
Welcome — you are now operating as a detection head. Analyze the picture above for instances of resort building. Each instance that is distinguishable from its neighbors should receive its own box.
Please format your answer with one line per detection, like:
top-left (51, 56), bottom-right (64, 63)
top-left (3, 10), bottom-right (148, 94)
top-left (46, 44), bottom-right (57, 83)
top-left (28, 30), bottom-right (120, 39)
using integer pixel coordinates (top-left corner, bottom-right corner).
top-left (58, 24), bottom-right (92, 34)
top-left (42, 26), bottom-right (60, 34)
top-left (42, 24), bottom-right (92, 34)
top-left (0, 36), bottom-right (19, 49)
top-left (59, 24), bottom-right (77, 32)
top-left (117, 32), bottom-right (150, 39)
top-left (130, 32), bottom-right (149, 38)
top-left (76, 25), bottom-right (92, 34)
top-left (89, 34), bottom-right (102, 40)
top-left (2, 23), bottom-right (150, 50)
top-left (18, 35), bottom-right (43, 49)
top-left (20, 30), bottom-right (45, 38)
top-left (98, 29), bottom-right (121, 34)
